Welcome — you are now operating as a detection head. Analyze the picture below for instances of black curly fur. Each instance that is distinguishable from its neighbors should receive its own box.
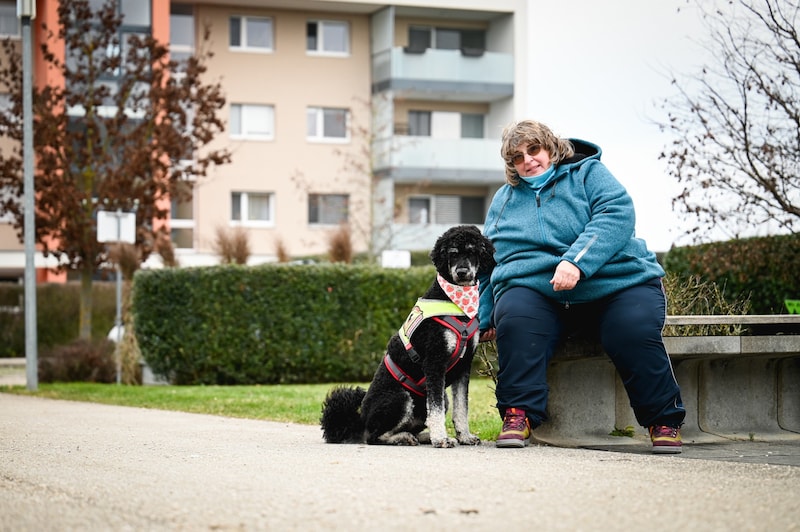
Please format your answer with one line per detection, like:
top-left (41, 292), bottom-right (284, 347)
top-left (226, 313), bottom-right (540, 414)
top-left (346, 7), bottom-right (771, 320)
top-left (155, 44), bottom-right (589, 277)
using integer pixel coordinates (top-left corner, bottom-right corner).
top-left (320, 225), bottom-right (495, 447)
top-left (320, 386), bottom-right (367, 443)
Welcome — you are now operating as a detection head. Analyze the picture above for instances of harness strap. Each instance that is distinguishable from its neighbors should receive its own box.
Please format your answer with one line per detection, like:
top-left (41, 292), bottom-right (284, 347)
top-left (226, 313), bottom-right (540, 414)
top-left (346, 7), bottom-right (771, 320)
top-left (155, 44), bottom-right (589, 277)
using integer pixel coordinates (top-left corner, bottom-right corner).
top-left (384, 315), bottom-right (479, 397)
top-left (383, 354), bottom-right (426, 397)
top-left (431, 316), bottom-right (480, 363)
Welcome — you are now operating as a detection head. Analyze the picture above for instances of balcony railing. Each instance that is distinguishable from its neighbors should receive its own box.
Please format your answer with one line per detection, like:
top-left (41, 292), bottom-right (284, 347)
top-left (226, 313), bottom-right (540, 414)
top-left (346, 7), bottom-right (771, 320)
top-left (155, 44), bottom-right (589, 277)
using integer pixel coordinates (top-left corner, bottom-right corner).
top-left (373, 136), bottom-right (501, 183)
top-left (372, 47), bottom-right (513, 102)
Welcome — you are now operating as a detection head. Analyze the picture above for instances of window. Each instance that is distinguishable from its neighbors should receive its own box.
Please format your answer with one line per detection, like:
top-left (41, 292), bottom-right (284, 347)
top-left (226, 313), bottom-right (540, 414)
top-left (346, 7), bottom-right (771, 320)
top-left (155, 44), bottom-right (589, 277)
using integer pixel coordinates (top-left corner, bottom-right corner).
top-left (120, 0), bottom-right (150, 25)
top-left (406, 26), bottom-right (485, 54)
top-left (461, 113), bottom-right (485, 139)
top-left (435, 28), bottom-right (460, 50)
top-left (306, 20), bottom-right (349, 54)
top-left (408, 195), bottom-right (485, 224)
top-left (309, 194), bottom-right (348, 225)
top-left (170, 4), bottom-right (194, 62)
top-left (231, 192), bottom-right (274, 225)
top-left (408, 111), bottom-right (431, 137)
top-left (409, 197), bottom-right (430, 224)
top-left (170, 193), bottom-right (194, 250)
top-left (230, 16), bottom-right (273, 51)
top-left (230, 104), bottom-right (274, 140)
top-left (406, 26), bottom-right (431, 53)
top-left (0, 2), bottom-right (19, 37)
top-left (307, 107), bottom-right (348, 140)
top-left (407, 111), bottom-right (484, 139)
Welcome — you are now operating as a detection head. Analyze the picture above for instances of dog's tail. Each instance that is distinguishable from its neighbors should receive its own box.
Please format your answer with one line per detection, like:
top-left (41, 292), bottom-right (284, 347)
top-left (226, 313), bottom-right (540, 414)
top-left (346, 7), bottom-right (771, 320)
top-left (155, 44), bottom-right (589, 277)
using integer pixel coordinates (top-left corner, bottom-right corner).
top-left (320, 385), bottom-right (367, 443)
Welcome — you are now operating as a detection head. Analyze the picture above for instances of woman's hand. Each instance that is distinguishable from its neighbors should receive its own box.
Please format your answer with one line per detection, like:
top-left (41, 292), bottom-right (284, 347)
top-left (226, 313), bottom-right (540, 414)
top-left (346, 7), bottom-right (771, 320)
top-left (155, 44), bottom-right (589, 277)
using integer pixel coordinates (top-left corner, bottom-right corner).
top-left (479, 328), bottom-right (496, 342)
top-left (550, 261), bottom-right (580, 291)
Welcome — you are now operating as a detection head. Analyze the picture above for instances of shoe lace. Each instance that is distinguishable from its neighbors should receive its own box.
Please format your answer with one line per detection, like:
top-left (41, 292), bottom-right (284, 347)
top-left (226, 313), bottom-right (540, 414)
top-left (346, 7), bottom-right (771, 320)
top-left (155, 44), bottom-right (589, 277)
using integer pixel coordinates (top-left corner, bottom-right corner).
top-left (652, 426), bottom-right (678, 438)
top-left (503, 410), bottom-right (527, 431)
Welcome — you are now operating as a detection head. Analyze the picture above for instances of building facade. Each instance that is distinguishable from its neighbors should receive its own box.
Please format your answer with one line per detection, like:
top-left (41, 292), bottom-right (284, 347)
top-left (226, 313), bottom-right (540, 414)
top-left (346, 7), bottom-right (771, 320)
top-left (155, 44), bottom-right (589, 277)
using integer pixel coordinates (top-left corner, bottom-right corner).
top-left (0, 0), bottom-right (528, 280)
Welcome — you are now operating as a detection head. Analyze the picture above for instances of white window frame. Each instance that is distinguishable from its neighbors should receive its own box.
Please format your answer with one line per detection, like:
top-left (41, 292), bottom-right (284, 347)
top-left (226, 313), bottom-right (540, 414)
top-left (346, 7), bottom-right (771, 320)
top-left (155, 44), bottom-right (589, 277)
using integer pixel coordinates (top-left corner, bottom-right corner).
top-left (230, 103), bottom-right (275, 141)
top-left (306, 19), bottom-right (349, 56)
top-left (231, 191), bottom-right (275, 227)
top-left (306, 107), bottom-right (349, 142)
top-left (229, 15), bottom-right (274, 53)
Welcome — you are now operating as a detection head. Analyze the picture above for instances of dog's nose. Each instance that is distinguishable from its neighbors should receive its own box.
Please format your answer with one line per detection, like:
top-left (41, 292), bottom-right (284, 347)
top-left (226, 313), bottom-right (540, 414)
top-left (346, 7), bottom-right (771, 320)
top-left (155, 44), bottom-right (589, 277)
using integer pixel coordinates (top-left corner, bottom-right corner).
top-left (455, 267), bottom-right (473, 281)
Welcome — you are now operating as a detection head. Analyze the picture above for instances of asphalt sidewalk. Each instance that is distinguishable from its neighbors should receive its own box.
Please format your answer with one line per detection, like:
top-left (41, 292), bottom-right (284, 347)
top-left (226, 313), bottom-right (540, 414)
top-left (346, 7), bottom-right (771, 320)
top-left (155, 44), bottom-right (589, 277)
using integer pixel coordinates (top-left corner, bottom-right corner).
top-left (2, 391), bottom-right (799, 531)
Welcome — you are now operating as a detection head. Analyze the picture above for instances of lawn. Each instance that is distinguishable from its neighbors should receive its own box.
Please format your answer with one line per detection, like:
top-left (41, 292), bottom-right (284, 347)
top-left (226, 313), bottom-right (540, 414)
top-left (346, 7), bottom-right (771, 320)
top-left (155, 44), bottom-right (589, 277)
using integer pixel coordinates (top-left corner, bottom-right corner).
top-left (1, 378), bottom-right (503, 441)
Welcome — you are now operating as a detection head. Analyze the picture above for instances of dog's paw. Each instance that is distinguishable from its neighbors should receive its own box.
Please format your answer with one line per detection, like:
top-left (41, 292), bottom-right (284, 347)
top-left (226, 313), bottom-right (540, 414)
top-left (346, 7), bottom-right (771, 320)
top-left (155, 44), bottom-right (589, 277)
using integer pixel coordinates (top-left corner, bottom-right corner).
top-left (382, 432), bottom-right (419, 446)
top-left (457, 433), bottom-right (481, 446)
top-left (431, 436), bottom-right (458, 448)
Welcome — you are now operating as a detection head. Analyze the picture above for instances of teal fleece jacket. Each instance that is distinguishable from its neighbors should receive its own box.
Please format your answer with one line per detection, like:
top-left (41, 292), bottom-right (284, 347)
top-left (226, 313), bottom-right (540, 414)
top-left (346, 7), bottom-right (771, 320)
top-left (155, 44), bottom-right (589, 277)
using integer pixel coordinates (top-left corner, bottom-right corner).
top-left (478, 139), bottom-right (665, 331)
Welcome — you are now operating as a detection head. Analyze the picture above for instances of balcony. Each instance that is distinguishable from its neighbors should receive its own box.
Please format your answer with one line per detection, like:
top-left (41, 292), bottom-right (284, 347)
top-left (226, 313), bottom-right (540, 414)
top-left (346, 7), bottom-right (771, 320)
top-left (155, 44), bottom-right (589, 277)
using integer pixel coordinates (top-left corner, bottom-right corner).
top-left (372, 136), bottom-right (501, 184)
top-left (372, 47), bottom-right (514, 102)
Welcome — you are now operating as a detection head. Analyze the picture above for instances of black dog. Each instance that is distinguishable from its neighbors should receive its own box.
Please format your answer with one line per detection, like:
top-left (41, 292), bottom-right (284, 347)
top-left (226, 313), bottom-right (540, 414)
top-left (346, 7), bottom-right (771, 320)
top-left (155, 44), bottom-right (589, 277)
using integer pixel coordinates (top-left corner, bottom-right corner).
top-left (320, 225), bottom-right (495, 448)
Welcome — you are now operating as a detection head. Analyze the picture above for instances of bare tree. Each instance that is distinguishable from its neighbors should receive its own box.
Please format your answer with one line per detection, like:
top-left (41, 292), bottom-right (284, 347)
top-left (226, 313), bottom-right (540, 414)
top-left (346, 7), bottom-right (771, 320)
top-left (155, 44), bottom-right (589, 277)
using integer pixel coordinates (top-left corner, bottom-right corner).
top-left (657, 0), bottom-right (800, 242)
top-left (0, 0), bottom-right (231, 338)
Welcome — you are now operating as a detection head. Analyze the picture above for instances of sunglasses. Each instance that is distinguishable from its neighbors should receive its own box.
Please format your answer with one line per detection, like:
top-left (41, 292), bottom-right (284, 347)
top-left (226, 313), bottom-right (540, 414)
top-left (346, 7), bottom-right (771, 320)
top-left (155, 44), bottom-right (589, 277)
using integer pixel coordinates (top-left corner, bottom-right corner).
top-left (509, 144), bottom-right (542, 165)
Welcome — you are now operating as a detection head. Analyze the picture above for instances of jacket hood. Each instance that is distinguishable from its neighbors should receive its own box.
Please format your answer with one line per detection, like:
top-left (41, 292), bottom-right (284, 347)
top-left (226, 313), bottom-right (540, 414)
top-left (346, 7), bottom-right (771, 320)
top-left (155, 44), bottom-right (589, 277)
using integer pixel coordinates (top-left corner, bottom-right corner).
top-left (560, 138), bottom-right (602, 168)
top-left (533, 138), bottom-right (601, 190)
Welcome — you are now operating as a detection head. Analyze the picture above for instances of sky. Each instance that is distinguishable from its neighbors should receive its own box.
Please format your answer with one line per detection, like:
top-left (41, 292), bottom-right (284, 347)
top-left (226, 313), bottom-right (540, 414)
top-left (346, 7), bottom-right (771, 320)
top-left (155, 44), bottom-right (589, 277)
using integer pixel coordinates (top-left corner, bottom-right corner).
top-left (526, 0), bottom-right (710, 251)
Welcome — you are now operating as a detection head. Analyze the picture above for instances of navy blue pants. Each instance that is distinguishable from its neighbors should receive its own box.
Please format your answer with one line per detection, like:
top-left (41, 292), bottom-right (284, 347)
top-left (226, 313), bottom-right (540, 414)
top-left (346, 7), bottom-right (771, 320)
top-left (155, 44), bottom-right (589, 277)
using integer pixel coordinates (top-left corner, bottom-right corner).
top-left (493, 279), bottom-right (685, 429)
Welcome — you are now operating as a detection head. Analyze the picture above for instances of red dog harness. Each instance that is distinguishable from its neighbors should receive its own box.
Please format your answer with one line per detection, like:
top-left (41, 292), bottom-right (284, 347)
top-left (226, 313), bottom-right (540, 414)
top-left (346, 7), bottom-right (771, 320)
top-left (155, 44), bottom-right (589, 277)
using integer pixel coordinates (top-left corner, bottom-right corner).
top-left (383, 308), bottom-right (479, 397)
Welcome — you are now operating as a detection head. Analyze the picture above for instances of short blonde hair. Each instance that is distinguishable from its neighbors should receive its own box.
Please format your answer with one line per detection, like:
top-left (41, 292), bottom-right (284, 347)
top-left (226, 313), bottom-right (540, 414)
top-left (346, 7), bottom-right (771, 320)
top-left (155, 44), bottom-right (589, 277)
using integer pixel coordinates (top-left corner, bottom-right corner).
top-left (500, 120), bottom-right (574, 186)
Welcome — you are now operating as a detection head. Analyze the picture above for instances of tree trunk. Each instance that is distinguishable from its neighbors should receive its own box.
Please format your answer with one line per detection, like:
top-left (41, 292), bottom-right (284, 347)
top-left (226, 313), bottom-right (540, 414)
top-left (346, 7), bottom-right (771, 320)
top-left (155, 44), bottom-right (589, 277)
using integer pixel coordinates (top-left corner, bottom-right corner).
top-left (79, 267), bottom-right (93, 340)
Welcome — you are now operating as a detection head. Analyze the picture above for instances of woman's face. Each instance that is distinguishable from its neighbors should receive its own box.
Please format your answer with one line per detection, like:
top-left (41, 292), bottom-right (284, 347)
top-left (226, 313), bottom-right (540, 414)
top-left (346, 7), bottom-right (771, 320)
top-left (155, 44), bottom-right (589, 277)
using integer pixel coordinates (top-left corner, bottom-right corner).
top-left (511, 142), bottom-right (552, 177)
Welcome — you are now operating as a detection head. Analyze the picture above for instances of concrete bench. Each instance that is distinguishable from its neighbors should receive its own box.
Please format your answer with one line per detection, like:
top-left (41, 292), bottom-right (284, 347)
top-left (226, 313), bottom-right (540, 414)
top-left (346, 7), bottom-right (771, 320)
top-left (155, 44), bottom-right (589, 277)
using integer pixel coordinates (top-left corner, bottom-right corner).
top-left (533, 315), bottom-right (800, 447)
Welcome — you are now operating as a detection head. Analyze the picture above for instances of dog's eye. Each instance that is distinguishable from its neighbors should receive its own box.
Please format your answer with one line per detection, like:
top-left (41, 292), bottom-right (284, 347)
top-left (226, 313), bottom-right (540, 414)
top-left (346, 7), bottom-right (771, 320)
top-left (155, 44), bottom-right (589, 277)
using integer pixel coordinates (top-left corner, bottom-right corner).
top-left (447, 247), bottom-right (459, 254)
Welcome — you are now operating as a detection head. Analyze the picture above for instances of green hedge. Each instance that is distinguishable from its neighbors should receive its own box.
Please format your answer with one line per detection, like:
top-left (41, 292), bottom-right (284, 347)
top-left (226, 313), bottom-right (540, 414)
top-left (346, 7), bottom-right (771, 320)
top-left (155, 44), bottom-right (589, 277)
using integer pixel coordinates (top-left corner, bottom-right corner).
top-left (132, 263), bottom-right (435, 385)
top-left (0, 282), bottom-right (117, 358)
top-left (663, 233), bottom-right (800, 314)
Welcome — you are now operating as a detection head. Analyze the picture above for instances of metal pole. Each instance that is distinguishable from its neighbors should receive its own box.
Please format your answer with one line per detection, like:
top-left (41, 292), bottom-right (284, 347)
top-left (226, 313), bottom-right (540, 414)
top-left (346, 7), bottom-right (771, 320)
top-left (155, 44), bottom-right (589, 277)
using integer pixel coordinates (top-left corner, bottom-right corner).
top-left (21, 13), bottom-right (37, 392)
top-left (115, 210), bottom-right (122, 384)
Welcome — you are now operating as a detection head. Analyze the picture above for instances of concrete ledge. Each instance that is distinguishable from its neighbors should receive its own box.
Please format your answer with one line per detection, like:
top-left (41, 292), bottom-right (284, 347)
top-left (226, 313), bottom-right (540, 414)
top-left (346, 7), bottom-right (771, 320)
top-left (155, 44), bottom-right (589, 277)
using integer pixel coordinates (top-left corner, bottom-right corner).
top-left (532, 327), bottom-right (800, 448)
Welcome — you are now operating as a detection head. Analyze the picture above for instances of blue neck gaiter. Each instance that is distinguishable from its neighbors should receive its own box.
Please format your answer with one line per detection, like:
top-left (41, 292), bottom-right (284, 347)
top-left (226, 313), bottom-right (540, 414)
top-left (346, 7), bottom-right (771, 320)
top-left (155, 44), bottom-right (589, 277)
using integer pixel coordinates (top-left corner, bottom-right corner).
top-left (519, 164), bottom-right (556, 190)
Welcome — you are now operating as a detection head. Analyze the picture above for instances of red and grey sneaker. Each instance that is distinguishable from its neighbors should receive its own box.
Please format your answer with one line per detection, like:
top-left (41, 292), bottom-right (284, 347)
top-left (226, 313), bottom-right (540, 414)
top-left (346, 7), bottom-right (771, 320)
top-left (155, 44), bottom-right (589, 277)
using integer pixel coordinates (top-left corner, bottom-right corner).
top-left (496, 408), bottom-right (531, 448)
top-left (649, 425), bottom-right (682, 454)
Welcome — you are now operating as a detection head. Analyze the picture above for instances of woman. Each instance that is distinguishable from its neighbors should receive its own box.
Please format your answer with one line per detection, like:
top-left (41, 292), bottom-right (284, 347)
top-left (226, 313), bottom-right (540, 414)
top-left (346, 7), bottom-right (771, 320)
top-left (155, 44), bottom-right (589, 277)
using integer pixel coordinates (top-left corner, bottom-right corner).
top-left (478, 120), bottom-right (685, 453)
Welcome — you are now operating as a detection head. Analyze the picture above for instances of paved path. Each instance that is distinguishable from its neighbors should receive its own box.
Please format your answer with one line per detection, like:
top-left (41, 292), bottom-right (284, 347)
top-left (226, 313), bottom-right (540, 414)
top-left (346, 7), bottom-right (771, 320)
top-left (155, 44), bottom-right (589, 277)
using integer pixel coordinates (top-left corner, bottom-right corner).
top-left (2, 393), bottom-right (799, 531)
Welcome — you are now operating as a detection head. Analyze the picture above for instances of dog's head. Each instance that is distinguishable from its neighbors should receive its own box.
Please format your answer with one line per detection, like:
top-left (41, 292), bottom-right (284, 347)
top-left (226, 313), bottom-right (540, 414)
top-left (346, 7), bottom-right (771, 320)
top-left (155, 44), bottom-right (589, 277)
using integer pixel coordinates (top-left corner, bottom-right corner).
top-left (429, 225), bottom-right (495, 286)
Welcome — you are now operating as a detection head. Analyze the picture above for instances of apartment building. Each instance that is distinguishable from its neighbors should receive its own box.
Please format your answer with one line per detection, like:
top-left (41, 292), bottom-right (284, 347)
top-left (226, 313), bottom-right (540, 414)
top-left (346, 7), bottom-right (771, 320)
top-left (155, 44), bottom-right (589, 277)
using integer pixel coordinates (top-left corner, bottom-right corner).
top-left (0, 0), bottom-right (528, 280)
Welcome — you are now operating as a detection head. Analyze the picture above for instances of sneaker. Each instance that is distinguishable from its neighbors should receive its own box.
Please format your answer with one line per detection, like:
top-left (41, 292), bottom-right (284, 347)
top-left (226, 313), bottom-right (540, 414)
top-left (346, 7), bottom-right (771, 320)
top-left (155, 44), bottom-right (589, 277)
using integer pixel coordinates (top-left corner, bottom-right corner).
top-left (496, 408), bottom-right (531, 448)
top-left (649, 425), bottom-right (682, 454)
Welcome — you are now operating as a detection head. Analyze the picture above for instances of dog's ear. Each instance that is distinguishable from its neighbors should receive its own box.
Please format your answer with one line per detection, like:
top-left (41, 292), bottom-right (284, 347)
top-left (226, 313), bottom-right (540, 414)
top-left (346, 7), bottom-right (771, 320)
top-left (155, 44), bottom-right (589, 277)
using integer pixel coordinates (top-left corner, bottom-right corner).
top-left (478, 234), bottom-right (496, 275)
top-left (429, 230), bottom-right (450, 272)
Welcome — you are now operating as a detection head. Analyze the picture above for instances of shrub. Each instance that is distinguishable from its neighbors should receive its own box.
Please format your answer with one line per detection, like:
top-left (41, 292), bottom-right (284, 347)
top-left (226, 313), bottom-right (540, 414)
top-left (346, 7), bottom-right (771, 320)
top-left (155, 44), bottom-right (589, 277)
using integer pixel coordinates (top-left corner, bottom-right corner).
top-left (327, 224), bottom-right (353, 264)
top-left (213, 226), bottom-right (251, 265)
top-left (132, 263), bottom-right (434, 385)
top-left (662, 272), bottom-right (751, 336)
top-left (155, 233), bottom-right (179, 267)
top-left (0, 282), bottom-right (117, 357)
top-left (664, 233), bottom-right (800, 314)
top-left (38, 338), bottom-right (117, 383)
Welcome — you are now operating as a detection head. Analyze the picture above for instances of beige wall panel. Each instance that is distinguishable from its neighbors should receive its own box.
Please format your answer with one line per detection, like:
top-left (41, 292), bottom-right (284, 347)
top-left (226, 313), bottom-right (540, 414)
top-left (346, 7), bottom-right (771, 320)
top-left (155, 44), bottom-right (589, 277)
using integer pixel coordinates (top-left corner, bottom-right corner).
top-left (196, 6), bottom-right (372, 258)
top-left (0, 224), bottom-right (22, 250)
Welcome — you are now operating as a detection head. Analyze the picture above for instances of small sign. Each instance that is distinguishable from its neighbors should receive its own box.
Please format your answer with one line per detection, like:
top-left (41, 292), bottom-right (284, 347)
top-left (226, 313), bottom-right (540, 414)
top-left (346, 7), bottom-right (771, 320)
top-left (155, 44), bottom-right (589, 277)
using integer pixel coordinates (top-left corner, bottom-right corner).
top-left (97, 210), bottom-right (136, 244)
top-left (381, 249), bottom-right (411, 269)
